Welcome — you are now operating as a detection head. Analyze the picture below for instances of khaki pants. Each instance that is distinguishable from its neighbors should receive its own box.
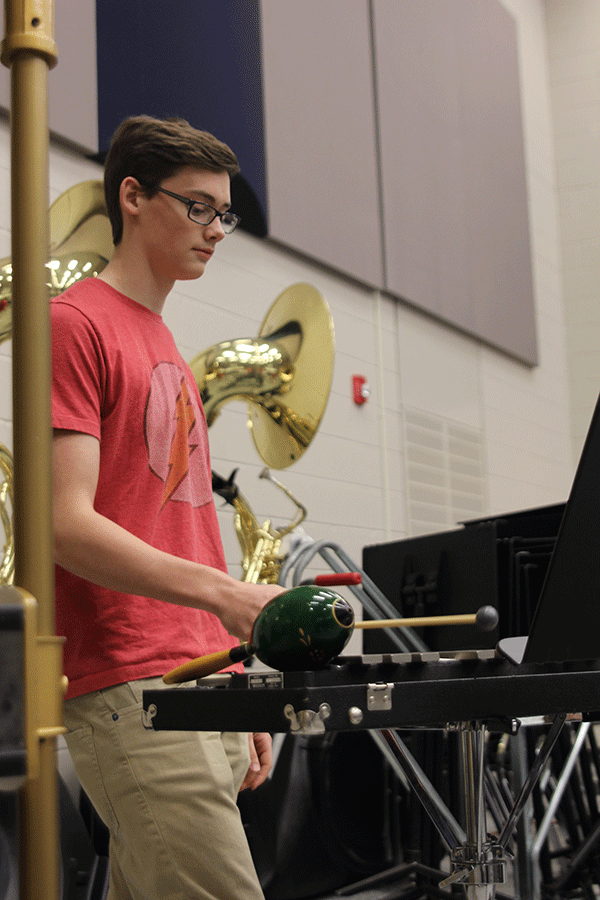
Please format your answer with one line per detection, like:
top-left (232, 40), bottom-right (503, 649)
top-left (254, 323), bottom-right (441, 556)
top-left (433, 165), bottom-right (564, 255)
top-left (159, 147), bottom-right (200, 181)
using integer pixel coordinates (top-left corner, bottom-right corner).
top-left (63, 678), bottom-right (265, 900)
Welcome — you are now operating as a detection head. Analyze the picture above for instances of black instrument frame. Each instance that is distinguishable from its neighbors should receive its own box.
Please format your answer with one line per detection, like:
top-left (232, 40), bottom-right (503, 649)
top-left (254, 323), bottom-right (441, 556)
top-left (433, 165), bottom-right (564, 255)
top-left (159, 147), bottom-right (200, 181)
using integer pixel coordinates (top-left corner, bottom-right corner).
top-left (142, 652), bottom-right (600, 735)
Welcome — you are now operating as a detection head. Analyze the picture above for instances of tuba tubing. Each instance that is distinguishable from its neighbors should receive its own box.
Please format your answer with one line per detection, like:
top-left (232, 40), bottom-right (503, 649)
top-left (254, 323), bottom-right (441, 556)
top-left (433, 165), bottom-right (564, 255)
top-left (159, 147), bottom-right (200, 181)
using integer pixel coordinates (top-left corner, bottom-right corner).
top-left (194, 329), bottom-right (297, 427)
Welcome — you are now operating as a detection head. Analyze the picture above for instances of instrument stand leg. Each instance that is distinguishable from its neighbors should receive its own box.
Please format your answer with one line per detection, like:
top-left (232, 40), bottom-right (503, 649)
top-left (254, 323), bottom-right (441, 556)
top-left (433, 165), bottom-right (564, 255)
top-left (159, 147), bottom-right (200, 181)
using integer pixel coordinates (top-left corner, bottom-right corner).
top-left (508, 727), bottom-right (539, 900)
top-left (531, 720), bottom-right (591, 897)
top-left (372, 730), bottom-right (466, 853)
top-left (372, 728), bottom-right (511, 900)
top-left (374, 722), bottom-right (555, 899)
top-left (439, 723), bottom-right (508, 900)
top-left (368, 716), bottom-right (568, 899)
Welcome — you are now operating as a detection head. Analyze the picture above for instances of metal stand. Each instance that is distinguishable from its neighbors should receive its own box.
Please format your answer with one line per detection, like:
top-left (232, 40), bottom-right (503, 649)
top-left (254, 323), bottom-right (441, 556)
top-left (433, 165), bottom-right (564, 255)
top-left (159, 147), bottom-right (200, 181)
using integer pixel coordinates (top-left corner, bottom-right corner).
top-left (366, 716), bottom-right (567, 899)
top-left (441, 724), bottom-right (508, 900)
top-left (279, 539), bottom-right (428, 653)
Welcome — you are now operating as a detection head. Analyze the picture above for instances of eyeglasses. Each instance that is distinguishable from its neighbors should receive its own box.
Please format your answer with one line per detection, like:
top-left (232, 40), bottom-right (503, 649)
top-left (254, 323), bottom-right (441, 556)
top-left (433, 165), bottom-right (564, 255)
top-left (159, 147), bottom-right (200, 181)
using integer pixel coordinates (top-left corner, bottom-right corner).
top-left (141, 183), bottom-right (241, 233)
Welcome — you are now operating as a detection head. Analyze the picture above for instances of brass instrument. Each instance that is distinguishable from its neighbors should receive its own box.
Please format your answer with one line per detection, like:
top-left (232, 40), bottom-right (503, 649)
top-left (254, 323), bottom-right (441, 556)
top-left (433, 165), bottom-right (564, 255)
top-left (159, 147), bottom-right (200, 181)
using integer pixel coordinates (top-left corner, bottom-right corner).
top-left (198, 282), bottom-right (334, 578)
top-left (0, 442), bottom-right (14, 584)
top-left (191, 282), bottom-right (335, 470)
top-left (213, 466), bottom-right (307, 583)
top-left (0, 178), bottom-right (113, 342)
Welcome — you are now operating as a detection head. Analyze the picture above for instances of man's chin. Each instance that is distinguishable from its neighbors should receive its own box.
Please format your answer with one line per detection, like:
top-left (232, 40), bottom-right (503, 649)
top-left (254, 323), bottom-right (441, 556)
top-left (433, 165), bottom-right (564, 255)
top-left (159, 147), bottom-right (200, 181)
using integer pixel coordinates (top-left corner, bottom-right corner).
top-left (177, 261), bottom-right (207, 281)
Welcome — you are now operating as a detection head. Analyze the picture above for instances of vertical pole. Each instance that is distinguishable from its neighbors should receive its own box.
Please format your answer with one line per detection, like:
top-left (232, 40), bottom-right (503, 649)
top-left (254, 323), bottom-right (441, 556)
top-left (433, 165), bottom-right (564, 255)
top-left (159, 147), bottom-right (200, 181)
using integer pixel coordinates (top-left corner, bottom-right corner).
top-left (6, 7), bottom-right (56, 631)
top-left (1, 4), bottom-right (58, 900)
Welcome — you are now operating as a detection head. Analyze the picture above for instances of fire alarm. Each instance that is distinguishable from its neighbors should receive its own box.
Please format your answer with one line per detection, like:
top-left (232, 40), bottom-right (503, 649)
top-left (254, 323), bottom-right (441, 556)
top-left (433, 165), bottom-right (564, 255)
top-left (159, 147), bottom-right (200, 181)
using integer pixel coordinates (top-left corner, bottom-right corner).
top-left (352, 375), bottom-right (370, 405)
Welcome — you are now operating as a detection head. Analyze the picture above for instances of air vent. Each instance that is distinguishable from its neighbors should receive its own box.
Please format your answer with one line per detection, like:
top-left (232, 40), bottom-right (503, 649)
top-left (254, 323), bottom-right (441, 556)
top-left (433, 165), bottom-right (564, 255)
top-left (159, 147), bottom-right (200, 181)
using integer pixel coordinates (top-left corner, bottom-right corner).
top-left (404, 409), bottom-right (486, 536)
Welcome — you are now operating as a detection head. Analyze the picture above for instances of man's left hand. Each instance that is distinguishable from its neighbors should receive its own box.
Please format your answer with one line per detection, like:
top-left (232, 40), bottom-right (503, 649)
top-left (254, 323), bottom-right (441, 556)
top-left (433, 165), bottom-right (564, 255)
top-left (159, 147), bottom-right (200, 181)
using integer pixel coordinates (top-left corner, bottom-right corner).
top-left (240, 732), bottom-right (272, 791)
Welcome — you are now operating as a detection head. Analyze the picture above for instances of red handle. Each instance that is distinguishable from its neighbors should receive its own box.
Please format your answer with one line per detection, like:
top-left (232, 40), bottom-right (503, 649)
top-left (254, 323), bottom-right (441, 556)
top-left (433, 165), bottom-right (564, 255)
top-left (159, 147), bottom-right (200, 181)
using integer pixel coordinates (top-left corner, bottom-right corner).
top-left (314, 572), bottom-right (362, 586)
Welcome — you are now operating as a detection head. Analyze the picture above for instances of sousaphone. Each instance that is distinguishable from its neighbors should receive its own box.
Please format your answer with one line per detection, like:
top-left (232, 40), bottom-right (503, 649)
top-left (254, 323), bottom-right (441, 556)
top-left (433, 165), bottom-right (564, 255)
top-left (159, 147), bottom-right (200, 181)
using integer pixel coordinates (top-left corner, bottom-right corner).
top-left (190, 282), bottom-right (335, 469)
top-left (0, 178), bottom-right (114, 343)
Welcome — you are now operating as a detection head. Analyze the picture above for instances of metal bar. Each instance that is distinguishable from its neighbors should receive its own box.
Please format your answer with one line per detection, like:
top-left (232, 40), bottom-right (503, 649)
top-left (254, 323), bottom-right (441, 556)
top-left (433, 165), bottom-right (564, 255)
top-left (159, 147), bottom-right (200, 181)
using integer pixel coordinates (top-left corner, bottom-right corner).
top-left (1, 4), bottom-right (59, 900)
top-left (460, 724), bottom-right (487, 855)
top-left (370, 728), bottom-right (467, 850)
top-left (498, 713), bottom-right (567, 850)
top-left (4, 2), bottom-right (56, 631)
top-left (509, 729), bottom-right (539, 900)
top-left (483, 766), bottom-right (511, 831)
top-left (532, 721), bottom-right (591, 862)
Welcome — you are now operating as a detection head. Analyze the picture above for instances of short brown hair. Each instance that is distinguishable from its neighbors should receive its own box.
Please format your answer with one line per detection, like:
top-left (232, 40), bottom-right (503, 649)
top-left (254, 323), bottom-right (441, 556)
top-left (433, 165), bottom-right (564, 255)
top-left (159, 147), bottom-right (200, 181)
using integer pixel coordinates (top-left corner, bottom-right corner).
top-left (104, 115), bottom-right (240, 245)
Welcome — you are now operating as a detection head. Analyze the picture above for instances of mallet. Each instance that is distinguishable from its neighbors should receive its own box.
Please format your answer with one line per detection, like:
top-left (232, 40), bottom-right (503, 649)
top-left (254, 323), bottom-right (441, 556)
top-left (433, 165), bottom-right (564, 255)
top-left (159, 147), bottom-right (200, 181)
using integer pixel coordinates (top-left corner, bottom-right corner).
top-left (162, 584), bottom-right (498, 684)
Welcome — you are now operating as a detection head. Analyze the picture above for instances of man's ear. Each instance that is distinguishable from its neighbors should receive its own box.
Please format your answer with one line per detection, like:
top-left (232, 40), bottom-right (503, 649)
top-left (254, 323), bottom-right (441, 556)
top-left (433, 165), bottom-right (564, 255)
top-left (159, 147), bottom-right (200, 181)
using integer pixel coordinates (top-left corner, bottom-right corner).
top-left (120, 177), bottom-right (143, 218)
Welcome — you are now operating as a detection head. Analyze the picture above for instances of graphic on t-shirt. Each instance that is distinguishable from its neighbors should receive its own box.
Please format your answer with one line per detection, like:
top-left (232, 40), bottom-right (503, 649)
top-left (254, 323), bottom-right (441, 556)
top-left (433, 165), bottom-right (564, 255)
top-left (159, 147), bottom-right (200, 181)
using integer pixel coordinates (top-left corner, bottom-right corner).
top-left (144, 362), bottom-right (212, 509)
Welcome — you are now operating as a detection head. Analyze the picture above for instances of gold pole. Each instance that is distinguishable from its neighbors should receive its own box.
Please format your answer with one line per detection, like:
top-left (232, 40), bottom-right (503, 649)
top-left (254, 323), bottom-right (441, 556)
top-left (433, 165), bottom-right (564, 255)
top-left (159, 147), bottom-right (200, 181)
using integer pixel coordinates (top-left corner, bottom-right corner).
top-left (1, 4), bottom-right (61, 900)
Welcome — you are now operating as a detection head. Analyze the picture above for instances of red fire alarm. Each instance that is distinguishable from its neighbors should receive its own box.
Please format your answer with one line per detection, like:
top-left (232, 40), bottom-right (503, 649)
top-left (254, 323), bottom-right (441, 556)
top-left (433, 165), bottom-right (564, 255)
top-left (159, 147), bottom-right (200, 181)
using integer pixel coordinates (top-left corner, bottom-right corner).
top-left (352, 375), bottom-right (370, 405)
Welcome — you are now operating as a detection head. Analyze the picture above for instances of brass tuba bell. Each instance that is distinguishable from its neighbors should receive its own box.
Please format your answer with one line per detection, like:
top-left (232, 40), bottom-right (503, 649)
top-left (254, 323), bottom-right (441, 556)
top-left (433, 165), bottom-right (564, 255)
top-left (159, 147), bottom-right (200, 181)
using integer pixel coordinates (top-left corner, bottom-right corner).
top-left (0, 179), bottom-right (113, 344)
top-left (190, 282), bottom-right (335, 470)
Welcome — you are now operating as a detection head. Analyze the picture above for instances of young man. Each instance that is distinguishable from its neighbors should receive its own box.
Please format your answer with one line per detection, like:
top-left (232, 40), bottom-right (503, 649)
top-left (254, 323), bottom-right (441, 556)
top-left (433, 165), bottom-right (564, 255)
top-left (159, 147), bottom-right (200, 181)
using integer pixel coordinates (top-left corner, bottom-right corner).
top-left (51, 116), bottom-right (284, 900)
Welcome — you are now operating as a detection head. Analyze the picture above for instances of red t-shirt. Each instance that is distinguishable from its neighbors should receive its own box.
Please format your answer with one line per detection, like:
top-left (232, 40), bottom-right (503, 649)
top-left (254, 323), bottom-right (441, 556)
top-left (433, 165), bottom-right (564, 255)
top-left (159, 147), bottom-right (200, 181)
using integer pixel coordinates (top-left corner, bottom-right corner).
top-left (52, 278), bottom-right (240, 698)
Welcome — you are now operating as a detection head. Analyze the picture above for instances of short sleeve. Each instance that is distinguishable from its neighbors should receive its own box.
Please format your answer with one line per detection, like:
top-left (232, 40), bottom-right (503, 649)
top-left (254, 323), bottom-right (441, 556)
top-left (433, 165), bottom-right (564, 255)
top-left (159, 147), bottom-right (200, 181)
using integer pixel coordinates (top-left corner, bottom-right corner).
top-left (51, 300), bottom-right (105, 439)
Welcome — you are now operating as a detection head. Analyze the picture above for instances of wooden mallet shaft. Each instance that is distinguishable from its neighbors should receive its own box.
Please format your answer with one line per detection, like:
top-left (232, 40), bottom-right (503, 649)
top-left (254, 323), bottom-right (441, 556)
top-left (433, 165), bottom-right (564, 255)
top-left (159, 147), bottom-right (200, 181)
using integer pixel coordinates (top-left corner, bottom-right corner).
top-left (355, 606), bottom-right (498, 632)
top-left (163, 643), bottom-right (253, 684)
top-left (357, 613), bottom-right (476, 630)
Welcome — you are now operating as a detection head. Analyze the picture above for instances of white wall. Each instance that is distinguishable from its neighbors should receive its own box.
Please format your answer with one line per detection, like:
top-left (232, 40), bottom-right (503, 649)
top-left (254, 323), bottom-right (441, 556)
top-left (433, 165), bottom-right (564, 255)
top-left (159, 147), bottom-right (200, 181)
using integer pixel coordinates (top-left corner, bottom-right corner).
top-left (545, 0), bottom-right (600, 459)
top-left (0, 0), bottom-right (579, 613)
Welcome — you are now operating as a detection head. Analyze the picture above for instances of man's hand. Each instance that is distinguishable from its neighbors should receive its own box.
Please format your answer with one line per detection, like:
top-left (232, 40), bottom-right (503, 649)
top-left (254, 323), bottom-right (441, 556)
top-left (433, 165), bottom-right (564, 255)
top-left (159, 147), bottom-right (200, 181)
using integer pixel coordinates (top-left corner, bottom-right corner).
top-left (218, 581), bottom-right (285, 643)
top-left (239, 732), bottom-right (272, 791)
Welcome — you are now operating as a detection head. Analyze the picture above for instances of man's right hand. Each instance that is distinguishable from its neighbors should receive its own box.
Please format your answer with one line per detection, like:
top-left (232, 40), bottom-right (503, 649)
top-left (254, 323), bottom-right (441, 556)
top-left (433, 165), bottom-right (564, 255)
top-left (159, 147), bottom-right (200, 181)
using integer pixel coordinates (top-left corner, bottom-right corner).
top-left (217, 580), bottom-right (286, 642)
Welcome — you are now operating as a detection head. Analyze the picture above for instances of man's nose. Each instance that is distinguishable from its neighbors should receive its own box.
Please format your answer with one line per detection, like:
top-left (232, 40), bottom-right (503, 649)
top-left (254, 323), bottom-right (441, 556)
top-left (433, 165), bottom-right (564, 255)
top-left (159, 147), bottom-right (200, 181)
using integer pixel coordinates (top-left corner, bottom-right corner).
top-left (204, 216), bottom-right (226, 241)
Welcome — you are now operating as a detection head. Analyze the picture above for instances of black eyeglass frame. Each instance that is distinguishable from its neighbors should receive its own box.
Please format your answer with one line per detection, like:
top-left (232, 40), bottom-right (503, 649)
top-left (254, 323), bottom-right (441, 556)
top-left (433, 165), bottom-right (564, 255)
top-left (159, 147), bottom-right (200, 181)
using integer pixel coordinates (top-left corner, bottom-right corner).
top-left (139, 182), bottom-right (241, 233)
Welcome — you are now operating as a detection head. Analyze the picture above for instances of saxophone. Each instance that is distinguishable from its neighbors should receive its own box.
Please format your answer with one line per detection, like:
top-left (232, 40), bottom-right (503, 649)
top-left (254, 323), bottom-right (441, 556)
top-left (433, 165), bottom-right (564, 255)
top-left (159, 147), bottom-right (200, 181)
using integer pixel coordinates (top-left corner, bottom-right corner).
top-left (212, 467), bottom-right (306, 584)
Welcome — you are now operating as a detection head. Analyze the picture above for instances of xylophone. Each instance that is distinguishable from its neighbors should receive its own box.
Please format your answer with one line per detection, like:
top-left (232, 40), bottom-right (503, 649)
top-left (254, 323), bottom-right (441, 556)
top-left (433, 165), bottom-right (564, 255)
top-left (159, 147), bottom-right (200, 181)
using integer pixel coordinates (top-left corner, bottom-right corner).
top-left (142, 650), bottom-right (600, 900)
top-left (143, 389), bottom-right (600, 897)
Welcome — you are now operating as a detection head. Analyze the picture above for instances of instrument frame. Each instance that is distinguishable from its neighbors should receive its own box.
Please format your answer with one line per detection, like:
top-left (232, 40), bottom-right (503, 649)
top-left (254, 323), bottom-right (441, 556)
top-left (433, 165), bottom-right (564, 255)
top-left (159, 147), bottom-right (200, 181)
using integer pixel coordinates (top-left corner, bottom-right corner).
top-left (142, 650), bottom-right (600, 735)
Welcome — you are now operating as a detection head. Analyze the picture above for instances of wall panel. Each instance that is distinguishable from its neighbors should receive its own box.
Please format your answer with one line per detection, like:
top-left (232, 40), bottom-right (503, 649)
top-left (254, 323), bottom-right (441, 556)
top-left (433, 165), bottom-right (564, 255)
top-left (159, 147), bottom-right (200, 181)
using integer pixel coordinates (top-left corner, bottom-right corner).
top-left (260, 0), bottom-right (384, 287)
top-left (0, 0), bottom-right (98, 153)
top-left (374, 0), bottom-right (536, 363)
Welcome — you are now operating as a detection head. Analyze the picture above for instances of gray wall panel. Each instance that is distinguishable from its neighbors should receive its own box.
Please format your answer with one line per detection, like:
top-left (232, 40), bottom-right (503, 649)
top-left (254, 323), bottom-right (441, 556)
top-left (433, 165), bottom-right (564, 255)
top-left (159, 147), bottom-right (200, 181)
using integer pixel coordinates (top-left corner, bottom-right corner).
top-left (0, 0), bottom-right (536, 364)
top-left (261, 0), bottom-right (384, 287)
top-left (0, 1), bottom-right (98, 153)
top-left (374, 0), bottom-right (536, 363)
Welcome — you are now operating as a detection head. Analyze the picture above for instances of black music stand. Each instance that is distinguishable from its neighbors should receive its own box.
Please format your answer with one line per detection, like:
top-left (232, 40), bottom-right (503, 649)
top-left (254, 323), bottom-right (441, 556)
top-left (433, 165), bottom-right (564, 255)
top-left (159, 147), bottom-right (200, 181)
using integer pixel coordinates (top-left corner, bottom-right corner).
top-left (499, 389), bottom-right (600, 667)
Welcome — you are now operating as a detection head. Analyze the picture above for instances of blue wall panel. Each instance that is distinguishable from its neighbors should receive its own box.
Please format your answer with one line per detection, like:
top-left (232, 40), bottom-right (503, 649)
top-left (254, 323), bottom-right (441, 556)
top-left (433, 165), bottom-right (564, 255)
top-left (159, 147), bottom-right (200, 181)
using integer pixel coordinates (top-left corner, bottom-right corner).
top-left (95, 0), bottom-right (267, 233)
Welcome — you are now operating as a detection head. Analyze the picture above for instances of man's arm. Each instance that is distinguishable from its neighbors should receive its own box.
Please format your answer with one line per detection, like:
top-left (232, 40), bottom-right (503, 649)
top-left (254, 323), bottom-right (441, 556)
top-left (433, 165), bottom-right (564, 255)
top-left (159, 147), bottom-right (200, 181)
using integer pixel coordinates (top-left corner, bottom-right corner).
top-left (52, 429), bottom-right (283, 641)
